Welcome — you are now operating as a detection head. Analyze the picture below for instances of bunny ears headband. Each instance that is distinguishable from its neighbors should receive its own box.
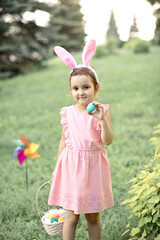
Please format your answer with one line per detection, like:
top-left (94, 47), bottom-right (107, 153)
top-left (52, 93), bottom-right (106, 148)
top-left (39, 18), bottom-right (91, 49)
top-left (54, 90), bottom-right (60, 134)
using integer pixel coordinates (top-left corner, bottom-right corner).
top-left (54, 39), bottom-right (99, 83)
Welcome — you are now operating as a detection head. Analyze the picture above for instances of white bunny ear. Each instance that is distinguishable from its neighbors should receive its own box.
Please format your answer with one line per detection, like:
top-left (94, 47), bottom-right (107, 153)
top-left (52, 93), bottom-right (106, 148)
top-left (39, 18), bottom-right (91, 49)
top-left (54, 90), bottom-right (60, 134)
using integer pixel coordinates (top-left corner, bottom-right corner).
top-left (82, 39), bottom-right (96, 66)
top-left (54, 46), bottom-right (77, 69)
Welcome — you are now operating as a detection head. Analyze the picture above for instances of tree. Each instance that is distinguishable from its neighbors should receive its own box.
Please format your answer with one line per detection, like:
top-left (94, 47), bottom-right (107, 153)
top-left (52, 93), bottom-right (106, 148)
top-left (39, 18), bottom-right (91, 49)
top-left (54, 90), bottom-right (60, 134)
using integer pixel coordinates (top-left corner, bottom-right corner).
top-left (0, 0), bottom-right (55, 79)
top-left (129, 15), bottom-right (139, 39)
top-left (106, 10), bottom-right (120, 43)
top-left (146, 0), bottom-right (160, 45)
top-left (50, 0), bottom-right (85, 51)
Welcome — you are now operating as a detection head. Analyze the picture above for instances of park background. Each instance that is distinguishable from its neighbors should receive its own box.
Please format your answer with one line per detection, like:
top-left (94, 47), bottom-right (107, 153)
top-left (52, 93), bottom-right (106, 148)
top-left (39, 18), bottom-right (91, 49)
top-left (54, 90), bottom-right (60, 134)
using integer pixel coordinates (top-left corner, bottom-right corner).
top-left (0, 0), bottom-right (160, 239)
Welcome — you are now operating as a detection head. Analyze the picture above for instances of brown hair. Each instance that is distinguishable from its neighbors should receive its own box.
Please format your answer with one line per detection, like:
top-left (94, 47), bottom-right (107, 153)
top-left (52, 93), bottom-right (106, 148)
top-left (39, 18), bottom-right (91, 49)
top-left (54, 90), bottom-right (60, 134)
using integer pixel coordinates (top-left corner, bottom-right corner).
top-left (69, 67), bottom-right (100, 93)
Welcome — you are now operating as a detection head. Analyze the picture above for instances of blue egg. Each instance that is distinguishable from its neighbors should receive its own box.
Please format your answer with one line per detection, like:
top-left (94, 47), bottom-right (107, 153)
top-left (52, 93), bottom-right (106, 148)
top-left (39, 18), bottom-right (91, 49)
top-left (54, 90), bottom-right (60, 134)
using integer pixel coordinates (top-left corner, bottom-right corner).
top-left (63, 214), bottom-right (66, 218)
top-left (51, 217), bottom-right (58, 223)
top-left (87, 103), bottom-right (96, 113)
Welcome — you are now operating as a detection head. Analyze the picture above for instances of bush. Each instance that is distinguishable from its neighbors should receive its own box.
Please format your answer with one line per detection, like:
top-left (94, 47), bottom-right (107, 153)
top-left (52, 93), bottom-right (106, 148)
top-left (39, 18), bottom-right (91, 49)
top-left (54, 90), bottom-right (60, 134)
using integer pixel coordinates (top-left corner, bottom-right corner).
top-left (95, 45), bottom-right (108, 58)
top-left (121, 124), bottom-right (160, 240)
top-left (123, 39), bottom-right (150, 54)
top-left (106, 37), bottom-right (118, 54)
top-left (134, 40), bottom-right (150, 53)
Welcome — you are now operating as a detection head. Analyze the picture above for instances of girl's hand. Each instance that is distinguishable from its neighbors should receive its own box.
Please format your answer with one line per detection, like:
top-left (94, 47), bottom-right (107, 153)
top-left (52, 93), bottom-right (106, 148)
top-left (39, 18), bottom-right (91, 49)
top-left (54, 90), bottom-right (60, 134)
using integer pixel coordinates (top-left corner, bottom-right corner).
top-left (88, 101), bottom-right (105, 120)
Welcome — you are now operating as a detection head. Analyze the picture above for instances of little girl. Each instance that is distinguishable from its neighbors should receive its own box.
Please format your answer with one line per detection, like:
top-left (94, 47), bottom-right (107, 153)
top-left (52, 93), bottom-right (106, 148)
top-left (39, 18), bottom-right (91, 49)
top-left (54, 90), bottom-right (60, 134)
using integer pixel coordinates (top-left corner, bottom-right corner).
top-left (48, 40), bottom-right (114, 240)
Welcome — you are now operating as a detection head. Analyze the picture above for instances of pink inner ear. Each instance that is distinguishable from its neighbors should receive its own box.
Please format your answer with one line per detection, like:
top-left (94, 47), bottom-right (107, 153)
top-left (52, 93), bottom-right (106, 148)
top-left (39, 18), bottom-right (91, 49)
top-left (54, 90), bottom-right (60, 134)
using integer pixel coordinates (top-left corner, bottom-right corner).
top-left (82, 39), bottom-right (96, 66)
top-left (54, 46), bottom-right (77, 69)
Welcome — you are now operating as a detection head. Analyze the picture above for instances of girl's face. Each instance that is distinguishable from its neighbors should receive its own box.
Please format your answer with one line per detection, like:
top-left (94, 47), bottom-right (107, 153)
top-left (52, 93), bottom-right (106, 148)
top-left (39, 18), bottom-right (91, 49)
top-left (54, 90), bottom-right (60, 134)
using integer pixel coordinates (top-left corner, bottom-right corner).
top-left (70, 75), bottom-right (97, 107)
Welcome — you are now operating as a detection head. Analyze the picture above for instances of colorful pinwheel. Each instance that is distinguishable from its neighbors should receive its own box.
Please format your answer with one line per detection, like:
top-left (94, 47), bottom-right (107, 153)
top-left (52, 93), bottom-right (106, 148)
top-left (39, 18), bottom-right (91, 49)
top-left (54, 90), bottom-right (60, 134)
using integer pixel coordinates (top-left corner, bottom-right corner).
top-left (12, 135), bottom-right (40, 188)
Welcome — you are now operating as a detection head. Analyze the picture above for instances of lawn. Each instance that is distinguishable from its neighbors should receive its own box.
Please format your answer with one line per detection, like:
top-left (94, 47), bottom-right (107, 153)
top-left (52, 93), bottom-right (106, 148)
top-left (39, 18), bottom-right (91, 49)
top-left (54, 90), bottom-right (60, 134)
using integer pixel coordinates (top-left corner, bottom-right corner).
top-left (0, 48), bottom-right (160, 240)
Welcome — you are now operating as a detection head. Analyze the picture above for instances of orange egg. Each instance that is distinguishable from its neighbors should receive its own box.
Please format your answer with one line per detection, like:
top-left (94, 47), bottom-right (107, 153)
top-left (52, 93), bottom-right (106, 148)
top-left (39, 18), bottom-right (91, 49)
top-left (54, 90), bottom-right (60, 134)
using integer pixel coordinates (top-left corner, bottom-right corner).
top-left (58, 216), bottom-right (65, 222)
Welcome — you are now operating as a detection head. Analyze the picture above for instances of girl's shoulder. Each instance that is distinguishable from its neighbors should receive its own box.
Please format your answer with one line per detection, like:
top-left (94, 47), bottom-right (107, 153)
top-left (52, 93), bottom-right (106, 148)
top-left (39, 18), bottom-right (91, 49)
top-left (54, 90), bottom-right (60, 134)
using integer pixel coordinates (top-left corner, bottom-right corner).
top-left (60, 105), bottom-right (73, 112)
top-left (59, 105), bottom-right (72, 125)
top-left (59, 105), bottom-right (73, 119)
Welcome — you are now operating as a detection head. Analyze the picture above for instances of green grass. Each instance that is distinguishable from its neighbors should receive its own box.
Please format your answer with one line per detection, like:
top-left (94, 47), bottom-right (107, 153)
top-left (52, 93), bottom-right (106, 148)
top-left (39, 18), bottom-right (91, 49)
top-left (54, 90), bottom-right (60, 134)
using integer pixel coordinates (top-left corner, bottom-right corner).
top-left (0, 48), bottom-right (160, 240)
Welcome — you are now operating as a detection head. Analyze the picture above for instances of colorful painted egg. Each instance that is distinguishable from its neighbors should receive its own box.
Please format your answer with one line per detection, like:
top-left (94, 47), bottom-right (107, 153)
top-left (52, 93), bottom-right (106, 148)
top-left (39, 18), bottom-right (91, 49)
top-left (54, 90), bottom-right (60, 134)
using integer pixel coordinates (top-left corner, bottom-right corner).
top-left (51, 217), bottom-right (58, 223)
top-left (44, 218), bottom-right (51, 224)
top-left (48, 212), bottom-right (56, 219)
top-left (58, 216), bottom-right (65, 222)
top-left (52, 221), bottom-right (58, 224)
top-left (87, 103), bottom-right (96, 113)
top-left (63, 214), bottom-right (66, 218)
top-left (58, 209), bottom-right (66, 216)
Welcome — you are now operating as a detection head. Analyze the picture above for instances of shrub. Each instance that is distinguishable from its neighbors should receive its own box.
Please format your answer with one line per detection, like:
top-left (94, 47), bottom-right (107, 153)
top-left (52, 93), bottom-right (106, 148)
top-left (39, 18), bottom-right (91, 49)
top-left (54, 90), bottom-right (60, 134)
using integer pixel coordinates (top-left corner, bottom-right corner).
top-left (121, 124), bottom-right (160, 240)
top-left (95, 45), bottom-right (108, 58)
top-left (134, 40), bottom-right (150, 53)
top-left (123, 39), bottom-right (150, 54)
top-left (106, 37), bottom-right (118, 54)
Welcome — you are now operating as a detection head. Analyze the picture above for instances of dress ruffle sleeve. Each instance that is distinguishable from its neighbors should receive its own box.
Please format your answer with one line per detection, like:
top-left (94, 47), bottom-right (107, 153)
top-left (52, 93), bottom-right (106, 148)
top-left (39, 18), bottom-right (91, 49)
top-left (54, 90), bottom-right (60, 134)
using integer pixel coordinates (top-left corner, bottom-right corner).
top-left (60, 107), bottom-right (72, 147)
top-left (96, 104), bottom-right (110, 130)
top-left (60, 108), bottom-right (68, 124)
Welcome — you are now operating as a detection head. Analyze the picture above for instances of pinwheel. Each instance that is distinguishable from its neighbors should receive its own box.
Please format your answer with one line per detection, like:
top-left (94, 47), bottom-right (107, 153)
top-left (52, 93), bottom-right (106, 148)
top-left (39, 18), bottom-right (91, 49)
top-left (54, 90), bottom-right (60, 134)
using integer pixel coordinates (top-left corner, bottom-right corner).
top-left (12, 135), bottom-right (40, 188)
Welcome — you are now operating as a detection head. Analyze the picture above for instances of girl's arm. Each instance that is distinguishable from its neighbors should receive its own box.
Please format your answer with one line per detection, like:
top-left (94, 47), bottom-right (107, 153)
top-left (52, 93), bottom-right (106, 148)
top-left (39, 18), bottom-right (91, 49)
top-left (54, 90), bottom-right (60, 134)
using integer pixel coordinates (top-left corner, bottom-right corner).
top-left (56, 128), bottom-right (66, 167)
top-left (100, 110), bottom-right (113, 145)
top-left (89, 101), bottom-right (114, 145)
top-left (50, 128), bottom-right (66, 181)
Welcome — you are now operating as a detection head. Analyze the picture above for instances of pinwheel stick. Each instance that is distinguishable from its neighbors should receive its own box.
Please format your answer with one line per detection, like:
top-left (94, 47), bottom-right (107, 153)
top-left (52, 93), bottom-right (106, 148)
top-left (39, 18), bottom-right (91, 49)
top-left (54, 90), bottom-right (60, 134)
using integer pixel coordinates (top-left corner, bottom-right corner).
top-left (26, 159), bottom-right (28, 190)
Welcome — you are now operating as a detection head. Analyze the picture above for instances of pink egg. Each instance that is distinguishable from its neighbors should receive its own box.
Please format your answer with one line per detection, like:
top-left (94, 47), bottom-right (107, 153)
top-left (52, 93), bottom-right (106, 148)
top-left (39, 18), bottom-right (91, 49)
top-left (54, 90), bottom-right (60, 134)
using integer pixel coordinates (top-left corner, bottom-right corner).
top-left (56, 214), bottom-right (59, 219)
top-left (58, 209), bottom-right (65, 216)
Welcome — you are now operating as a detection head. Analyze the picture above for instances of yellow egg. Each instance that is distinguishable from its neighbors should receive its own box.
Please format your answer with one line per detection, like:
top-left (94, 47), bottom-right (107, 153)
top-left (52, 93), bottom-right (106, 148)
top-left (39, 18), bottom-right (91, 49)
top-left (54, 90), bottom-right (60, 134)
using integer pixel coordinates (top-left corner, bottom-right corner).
top-left (48, 212), bottom-right (56, 219)
top-left (58, 216), bottom-right (65, 222)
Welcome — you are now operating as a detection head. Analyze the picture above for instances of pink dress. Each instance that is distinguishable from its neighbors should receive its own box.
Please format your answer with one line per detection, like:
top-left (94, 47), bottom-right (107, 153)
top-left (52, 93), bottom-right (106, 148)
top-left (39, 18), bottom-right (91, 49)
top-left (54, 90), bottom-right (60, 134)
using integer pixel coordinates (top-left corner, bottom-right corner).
top-left (48, 104), bottom-right (114, 214)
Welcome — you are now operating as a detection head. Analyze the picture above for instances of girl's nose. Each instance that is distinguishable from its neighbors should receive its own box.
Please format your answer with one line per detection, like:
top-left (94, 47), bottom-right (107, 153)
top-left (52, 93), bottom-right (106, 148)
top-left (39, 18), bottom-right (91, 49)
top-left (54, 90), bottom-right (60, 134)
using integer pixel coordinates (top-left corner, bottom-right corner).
top-left (79, 89), bottom-right (84, 95)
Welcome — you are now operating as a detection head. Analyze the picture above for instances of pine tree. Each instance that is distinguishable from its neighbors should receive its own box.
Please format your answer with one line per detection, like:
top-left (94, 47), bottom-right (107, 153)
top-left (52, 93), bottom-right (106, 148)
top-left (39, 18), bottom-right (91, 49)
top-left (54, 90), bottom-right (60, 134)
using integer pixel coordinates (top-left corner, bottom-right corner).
top-left (106, 10), bottom-right (120, 43)
top-left (50, 0), bottom-right (85, 51)
top-left (153, 8), bottom-right (160, 45)
top-left (0, 0), bottom-right (55, 79)
top-left (146, 0), bottom-right (160, 45)
top-left (129, 15), bottom-right (139, 39)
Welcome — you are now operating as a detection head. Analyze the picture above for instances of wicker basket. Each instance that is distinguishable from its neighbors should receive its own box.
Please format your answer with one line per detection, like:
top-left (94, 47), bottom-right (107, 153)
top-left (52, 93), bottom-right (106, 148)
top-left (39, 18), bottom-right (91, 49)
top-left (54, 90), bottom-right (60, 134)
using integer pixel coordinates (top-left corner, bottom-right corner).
top-left (36, 181), bottom-right (65, 235)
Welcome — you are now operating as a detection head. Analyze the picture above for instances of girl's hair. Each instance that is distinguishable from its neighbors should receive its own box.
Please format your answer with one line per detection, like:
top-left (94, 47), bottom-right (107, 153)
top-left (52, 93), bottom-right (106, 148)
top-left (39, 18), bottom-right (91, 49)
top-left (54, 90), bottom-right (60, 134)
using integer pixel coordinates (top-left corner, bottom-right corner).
top-left (69, 67), bottom-right (100, 93)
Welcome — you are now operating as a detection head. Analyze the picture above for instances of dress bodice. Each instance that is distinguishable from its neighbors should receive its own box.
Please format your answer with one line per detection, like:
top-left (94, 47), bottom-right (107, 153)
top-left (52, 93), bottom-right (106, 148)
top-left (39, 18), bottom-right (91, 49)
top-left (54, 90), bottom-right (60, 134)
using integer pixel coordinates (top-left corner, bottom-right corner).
top-left (60, 104), bottom-right (109, 151)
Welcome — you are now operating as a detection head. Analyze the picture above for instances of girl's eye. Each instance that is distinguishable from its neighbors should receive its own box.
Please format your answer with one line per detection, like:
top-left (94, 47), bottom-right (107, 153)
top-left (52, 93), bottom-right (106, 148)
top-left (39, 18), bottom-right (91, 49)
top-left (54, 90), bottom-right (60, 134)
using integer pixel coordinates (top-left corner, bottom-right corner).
top-left (84, 86), bottom-right (89, 89)
top-left (73, 87), bottom-right (78, 91)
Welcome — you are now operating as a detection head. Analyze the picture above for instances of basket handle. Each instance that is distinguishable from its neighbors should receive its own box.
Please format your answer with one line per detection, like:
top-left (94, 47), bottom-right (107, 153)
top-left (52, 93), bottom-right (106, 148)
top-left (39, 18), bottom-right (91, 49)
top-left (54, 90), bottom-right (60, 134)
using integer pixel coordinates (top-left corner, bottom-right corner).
top-left (36, 180), bottom-right (51, 221)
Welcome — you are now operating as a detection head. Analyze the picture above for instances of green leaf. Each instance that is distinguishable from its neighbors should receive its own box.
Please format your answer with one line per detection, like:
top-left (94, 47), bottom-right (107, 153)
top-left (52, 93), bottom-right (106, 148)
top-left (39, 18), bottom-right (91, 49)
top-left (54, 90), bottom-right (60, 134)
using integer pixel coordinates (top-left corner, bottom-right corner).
top-left (126, 223), bottom-right (130, 228)
top-left (121, 229), bottom-right (130, 237)
top-left (130, 195), bottom-right (139, 203)
top-left (141, 208), bottom-right (150, 216)
top-left (138, 217), bottom-right (145, 227)
top-left (148, 202), bottom-right (157, 210)
top-left (128, 177), bottom-right (137, 183)
top-left (154, 235), bottom-right (160, 240)
top-left (128, 214), bottom-right (134, 219)
top-left (148, 195), bottom-right (159, 204)
top-left (146, 171), bottom-right (156, 180)
top-left (132, 204), bottom-right (143, 213)
top-left (145, 186), bottom-right (157, 196)
top-left (120, 199), bottom-right (131, 205)
top-left (128, 201), bottom-right (138, 208)
top-left (130, 227), bottom-right (141, 236)
top-left (138, 170), bottom-right (148, 179)
top-left (153, 213), bottom-right (159, 223)
top-left (142, 229), bottom-right (147, 237)
top-left (152, 208), bottom-right (157, 215)
top-left (144, 215), bottom-right (152, 224)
